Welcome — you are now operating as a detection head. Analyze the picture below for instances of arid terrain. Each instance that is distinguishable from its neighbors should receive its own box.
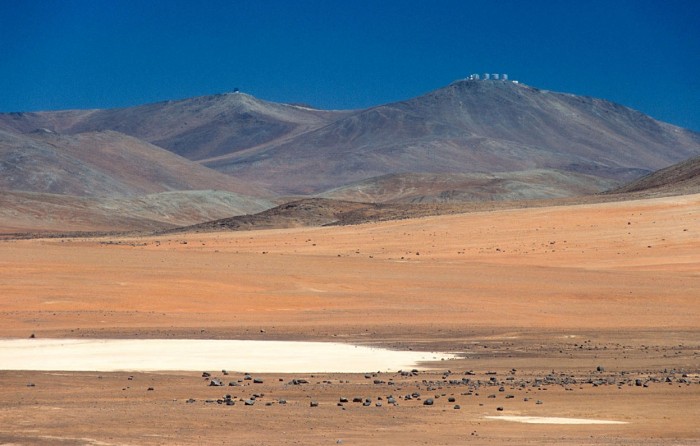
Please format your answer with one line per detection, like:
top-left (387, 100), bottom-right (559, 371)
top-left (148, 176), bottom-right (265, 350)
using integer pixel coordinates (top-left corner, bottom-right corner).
top-left (3, 79), bottom-right (699, 239)
top-left (1, 78), bottom-right (699, 444)
top-left (1, 192), bottom-right (698, 445)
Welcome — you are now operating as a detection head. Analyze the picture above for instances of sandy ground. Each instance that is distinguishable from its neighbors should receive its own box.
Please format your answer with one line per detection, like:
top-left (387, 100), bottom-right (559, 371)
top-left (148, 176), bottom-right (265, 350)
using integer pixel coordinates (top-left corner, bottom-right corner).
top-left (0, 194), bottom-right (698, 444)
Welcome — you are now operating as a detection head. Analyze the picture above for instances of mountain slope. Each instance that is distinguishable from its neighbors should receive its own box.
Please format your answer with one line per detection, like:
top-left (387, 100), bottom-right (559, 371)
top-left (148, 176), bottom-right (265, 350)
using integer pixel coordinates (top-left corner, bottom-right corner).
top-left (609, 155), bottom-right (700, 196)
top-left (0, 129), bottom-right (270, 197)
top-left (0, 190), bottom-right (274, 234)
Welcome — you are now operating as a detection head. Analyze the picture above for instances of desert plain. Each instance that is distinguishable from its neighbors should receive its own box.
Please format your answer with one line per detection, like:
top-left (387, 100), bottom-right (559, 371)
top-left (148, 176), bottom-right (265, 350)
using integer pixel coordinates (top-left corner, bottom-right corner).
top-left (0, 193), bottom-right (699, 445)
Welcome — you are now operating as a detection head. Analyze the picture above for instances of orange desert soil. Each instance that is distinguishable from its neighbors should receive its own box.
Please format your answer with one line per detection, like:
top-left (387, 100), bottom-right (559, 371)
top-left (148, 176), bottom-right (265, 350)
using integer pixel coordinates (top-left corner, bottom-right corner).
top-left (0, 194), bottom-right (698, 445)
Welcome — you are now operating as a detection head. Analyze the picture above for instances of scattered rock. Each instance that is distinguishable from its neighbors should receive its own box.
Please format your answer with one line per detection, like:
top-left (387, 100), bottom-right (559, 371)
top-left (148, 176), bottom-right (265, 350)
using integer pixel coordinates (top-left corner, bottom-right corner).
top-left (423, 398), bottom-right (434, 406)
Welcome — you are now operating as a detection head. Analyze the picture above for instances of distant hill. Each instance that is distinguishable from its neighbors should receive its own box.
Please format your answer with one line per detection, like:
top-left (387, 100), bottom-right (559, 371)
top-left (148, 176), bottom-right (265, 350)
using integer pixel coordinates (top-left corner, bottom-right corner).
top-left (320, 170), bottom-right (617, 203)
top-left (169, 198), bottom-right (377, 233)
top-left (0, 190), bottom-right (274, 233)
top-left (609, 155), bottom-right (700, 196)
top-left (0, 128), bottom-right (275, 232)
top-left (164, 198), bottom-right (496, 234)
top-left (0, 129), bottom-right (269, 197)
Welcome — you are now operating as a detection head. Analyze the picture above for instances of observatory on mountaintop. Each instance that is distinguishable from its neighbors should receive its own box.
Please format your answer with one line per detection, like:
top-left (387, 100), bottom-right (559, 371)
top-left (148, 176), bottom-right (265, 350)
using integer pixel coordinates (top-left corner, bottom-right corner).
top-left (468, 73), bottom-right (514, 82)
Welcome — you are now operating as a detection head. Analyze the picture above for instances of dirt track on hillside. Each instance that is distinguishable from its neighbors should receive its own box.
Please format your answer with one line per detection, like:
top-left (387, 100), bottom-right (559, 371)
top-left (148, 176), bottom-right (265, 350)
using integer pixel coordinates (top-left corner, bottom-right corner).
top-left (0, 194), bottom-right (698, 445)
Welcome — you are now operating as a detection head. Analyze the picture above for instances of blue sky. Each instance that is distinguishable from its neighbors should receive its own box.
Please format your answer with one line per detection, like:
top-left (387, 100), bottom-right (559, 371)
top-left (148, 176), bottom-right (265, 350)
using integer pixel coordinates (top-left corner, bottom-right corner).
top-left (1, 0), bottom-right (699, 130)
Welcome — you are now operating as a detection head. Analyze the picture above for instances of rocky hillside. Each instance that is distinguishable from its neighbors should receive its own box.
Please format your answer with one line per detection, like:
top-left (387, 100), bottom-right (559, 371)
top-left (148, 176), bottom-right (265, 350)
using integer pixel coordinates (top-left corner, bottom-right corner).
top-left (609, 155), bottom-right (700, 196)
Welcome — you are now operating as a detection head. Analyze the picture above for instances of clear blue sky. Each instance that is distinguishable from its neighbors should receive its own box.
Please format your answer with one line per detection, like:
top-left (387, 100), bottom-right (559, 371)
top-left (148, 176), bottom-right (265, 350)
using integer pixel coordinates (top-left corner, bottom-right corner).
top-left (1, 0), bottom-right (699, 130)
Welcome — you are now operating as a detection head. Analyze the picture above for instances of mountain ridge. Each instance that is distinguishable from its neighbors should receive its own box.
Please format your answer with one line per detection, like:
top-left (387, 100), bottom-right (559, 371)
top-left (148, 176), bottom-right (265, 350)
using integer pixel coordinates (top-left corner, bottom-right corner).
top-left (0, 92), bottom-right (353, 162)
top-left (205, 80), bottom-right (700, 194)
top-left (1, 79), bottom-right (699, 220)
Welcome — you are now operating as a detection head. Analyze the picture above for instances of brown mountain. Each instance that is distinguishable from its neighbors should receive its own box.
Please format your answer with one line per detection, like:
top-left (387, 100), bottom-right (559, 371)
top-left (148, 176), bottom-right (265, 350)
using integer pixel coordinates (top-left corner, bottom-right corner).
top-left (609, 155), bottom-right (700, 196)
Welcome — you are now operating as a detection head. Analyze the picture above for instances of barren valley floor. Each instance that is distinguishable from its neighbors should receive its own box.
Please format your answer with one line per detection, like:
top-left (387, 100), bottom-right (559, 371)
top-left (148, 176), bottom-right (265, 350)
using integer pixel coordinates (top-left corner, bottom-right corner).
top-left (0, 194), bottom-right (698, 445)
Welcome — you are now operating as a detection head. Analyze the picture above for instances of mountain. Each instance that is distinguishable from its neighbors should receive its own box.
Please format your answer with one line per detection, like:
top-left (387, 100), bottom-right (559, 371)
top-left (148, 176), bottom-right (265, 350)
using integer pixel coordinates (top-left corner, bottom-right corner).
top-left (0, 92), bottom-right (351, 162)
top-left (207, 80), bottom-right (700, 194)
top-left (2, 80), bottom-right (699, 206)
top-left (609, 155), bottom-right (700, 196)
